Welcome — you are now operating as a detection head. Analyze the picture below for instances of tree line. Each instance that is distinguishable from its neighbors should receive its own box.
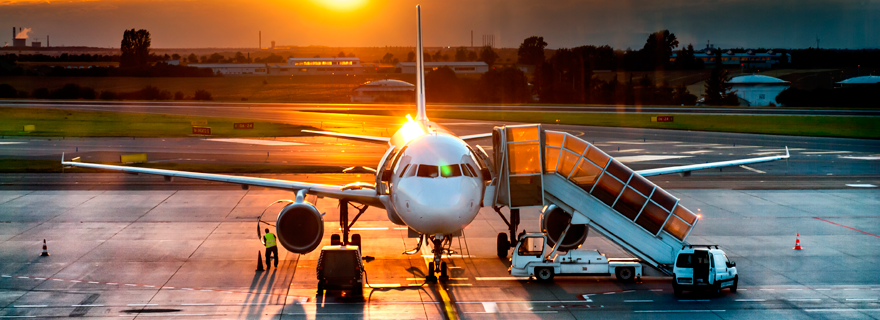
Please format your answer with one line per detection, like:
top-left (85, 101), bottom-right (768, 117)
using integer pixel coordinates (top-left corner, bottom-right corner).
top-left (0, 83), bottom-right (212, 101)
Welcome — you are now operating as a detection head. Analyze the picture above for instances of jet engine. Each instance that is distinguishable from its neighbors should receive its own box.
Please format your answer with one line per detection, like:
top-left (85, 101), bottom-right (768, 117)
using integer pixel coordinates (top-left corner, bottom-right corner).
top-left (540, 204), bottom-right (588, 251)
top-left (275, 202), bottom-right (324, 254)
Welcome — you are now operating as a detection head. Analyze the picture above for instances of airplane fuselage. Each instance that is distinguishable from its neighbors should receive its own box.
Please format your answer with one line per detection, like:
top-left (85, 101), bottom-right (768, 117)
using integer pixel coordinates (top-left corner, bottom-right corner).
top-left (386, 132), bottom-right (484, 237)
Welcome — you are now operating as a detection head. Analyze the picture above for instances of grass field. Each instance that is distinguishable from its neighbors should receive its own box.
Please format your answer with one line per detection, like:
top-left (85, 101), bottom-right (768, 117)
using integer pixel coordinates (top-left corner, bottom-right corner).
top-left (0, 159), bottom-right (348, 174)
top-left (429, 110), bottom-right (879, 139)
top-left (0, 74), bottom-right (417, 103)
top-left (0, 107), bottom-right (313, 137)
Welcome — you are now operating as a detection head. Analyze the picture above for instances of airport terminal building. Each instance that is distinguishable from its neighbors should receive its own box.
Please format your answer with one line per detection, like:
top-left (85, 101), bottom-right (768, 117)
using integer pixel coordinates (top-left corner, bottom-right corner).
top-left (671, 49), bottom-right (791, 69)
top-left (189, 57), bottom-right (363, 76)
top-left (395, 61), bottom-right (489, 74)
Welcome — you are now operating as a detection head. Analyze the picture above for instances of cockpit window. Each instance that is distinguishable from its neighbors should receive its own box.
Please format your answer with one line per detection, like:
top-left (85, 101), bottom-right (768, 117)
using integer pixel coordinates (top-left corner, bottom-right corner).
top-left (416, 165), bottom-right (439, 178)
top-left (463, 163), bottom-right (477, 177)
top-left (440, 164), bottom-right (462, 178)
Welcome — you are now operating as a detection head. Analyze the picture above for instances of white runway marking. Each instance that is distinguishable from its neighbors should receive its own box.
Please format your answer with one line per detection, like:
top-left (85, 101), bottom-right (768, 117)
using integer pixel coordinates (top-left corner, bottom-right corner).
top-left (482, 302), bottom-right (498, 313)
top-left (846, 184), bottom-right (877, 188)
top-left (12, 305), bottom-right (47, 308)
top-left (802, 151), bottom-right (851, 155)
top-left (612, 149), bottom-right (644, 153)
top-left (806, 309), bottom-right (880, 312)
top-left (208, 138), bottom-right (306, 146)
top-left (788, 299), bottom-right (821, 302)
top-left (0, 142), bottom-right (26, 145)
top-left (840, 156), bottom-right (880, 160)
top-left (475, 277), bottom-right (529, 281)
top-left (608, 141), bottom-right (680, 145)
top-left (846, 298), bottom-right (878, 301)
top-left (740, 165), bottom-right (766, 173)
top-left (615, 155), bottom-right (691, 163)
top-left (635, 310), bottom-right (725, 313)
top-left (682, 150), bottom-right (714, 154)
top-left (750, 151), bottom-right (785, 156)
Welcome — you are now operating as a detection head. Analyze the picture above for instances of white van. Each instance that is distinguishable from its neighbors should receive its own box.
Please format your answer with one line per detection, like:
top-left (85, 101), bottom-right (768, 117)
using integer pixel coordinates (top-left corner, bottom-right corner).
top-left (672, 245), bottom-right (738, 296)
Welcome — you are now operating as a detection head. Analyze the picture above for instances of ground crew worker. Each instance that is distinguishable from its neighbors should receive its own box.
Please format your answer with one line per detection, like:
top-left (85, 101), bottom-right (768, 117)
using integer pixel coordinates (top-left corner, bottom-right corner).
top-left (262, 228), bottom-right (278, 269)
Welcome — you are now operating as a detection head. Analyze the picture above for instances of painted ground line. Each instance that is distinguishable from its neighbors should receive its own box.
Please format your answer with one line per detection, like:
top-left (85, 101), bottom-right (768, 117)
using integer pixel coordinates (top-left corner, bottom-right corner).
top-left (0, 316), bottom-right (36, 318)
top-left (736, 299), bottom-right (766, 302)
top-left (678, 300), bottom-right (711, 302)
top-left (1, 275), bottom-right (10, 277)
top-left (622, 290), bottom-right (636, 293)
top-left (603, 292), bottom-right (616, 295)
top-left (52, 279), bottom-right (63, 281)
top-left (788, 299), bottom-right (822, 302)
top-left (183, 288), bottom-right (194, 290)
top-left (12, 305), bottom-right (48, 308)
top-left (72, 304), bottom-right (104, 307)
top-left (844, 288), bottom-right (860, 291)
top-left (70, 280), bottom-right (81, 283)
top-left (118, 314), bottom-right (209, 317)
top-left (806, 309), bottom-right (880, 312)
top-left (87, 281), bottom-right (99, 284)
top-left (635, 310), bottom-right (725, 313)
top-left (124, 284), bottom-right (137, 287)
top-left (846, 298), bottom-right (878, 301)
top-left (107, 283), bottom-right (117, 285)
top-left (624, 300), bottom-right (654, 303)
top-left (34, 278), bottom-right (46, 280)
top-left (16, 277), bottom-right (28, 279)
top-left (740, 165), bottom-right (766, 173)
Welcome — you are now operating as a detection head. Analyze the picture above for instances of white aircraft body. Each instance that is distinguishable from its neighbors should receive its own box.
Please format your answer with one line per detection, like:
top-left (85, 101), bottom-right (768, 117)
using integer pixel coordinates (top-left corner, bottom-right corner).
top-left (63, 6), bottom-right (789, 281)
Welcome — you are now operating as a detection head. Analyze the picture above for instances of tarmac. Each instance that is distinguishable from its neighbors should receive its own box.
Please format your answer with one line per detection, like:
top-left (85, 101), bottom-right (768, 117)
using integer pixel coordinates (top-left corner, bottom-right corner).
top-left (1, 101), bottom-right (879, 318)
top-left (1, 188), bottom-right (879, 319)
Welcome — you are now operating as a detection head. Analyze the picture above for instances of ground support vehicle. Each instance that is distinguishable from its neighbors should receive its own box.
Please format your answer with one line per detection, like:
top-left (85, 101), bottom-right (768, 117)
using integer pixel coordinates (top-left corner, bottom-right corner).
top-left (316, 245), bottom-right (364, 296)
top-left (509, 233), bottom-right (642, 282)
top-left (672, 245), bottom-right (738, 296)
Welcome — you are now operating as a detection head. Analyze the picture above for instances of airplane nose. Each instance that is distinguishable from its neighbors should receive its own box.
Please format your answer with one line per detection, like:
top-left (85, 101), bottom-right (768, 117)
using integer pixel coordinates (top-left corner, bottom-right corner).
top-left (402, 181), bottom-right (478, 235)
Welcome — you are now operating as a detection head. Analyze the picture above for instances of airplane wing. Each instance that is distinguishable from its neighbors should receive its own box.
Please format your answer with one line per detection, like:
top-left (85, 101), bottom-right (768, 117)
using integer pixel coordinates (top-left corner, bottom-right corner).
top-left (635, 147), bottom-right (789, 177)
top-left (301, 130), bottom-right (390, 143)
top-left (459, 133), bottom-right (493, 140)
top-left (61, 157), bottom-right (384, 208)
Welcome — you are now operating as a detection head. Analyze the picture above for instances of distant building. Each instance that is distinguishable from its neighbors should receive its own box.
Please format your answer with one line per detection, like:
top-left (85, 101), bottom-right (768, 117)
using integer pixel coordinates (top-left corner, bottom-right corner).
top-left (671, 49), bottom-right (790, 69)
top-left (837, 75), bottom-right (880, 87)
top-left (395, 62), bottom-right (489, 74)
top-left (350, 79), bottom-right (414, 103)
top-left (269, 57), bottom-right (363, 75)
top-left (189, 63), bottom-right (268, 76)
top-left (727, 75), bottom-right (790, 106)
top-left (31, 42), bottom-right (41, 48)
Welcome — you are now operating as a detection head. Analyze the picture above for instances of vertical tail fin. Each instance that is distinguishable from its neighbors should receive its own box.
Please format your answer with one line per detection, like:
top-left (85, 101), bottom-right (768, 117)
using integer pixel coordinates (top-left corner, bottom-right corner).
top-left (414, 5), bottom-right (428, 124)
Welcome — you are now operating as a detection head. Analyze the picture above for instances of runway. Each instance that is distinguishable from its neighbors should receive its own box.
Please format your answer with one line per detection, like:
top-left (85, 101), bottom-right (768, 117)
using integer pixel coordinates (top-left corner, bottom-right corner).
top-left (1, 188), bottom-right (879, 319)
top-left (2, 100), bottom-right (879, 116)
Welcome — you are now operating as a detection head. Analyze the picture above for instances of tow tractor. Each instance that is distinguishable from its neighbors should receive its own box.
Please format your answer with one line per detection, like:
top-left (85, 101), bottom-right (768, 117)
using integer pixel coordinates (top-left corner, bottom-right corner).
top-left (510, 233), bottom-right (642, 282)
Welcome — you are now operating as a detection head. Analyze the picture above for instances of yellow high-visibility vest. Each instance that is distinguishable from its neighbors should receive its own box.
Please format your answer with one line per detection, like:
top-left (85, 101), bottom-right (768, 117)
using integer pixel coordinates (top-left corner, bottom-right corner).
top-left (264, 233), bottom-right (276, 248)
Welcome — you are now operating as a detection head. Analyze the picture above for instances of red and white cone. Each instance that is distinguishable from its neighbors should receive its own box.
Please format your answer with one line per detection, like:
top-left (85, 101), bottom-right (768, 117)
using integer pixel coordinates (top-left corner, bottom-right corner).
top-left (793, 233), bottom-right (802, 250)
top-left (41, 239), bottom-right (49, 256)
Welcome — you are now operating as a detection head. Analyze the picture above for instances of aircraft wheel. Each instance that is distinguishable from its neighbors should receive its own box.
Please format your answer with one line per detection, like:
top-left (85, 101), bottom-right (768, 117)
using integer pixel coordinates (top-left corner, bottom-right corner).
top-left (426, 262), bottom-right (437, 282)
top-left (496, 233), bottom-right (510, 258)
top-left (439, 262), bottom-right (449, 282)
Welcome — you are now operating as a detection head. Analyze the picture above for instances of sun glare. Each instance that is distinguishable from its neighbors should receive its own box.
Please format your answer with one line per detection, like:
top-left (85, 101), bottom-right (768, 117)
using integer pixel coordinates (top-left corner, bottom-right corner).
top-left (309, 0), bottom-right (368, 12)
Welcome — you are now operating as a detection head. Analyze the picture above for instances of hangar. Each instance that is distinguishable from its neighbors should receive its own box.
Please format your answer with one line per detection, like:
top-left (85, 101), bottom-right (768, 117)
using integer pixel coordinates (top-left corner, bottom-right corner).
top-left (270, 57), bottom-right (363, 76)
top-left (188, 63), bottom-right (268, 76)
top-left (350, 79), bottom-right (414, 103)
top-left (727, 74), bottom-right (790, 106)
top-left (395, 61), bottom-right (489, 74)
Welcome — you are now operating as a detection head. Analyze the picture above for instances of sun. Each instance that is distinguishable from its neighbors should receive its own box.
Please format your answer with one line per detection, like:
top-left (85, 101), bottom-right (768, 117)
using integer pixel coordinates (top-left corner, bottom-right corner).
top-left (309, 0), bottom-right (369, 12)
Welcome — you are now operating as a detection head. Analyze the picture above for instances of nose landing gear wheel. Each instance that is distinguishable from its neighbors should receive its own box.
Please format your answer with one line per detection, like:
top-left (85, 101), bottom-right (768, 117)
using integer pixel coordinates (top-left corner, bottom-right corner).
top-left (496, 233), bottom-right (510, 258)
top-left (426, 262), bottom-right (437, 282)
top-left (439, 262), bottom-right (449, 282)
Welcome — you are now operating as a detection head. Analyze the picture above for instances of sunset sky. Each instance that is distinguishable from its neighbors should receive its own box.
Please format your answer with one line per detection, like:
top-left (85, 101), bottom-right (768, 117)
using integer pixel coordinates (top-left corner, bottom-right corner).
top-left (2, 0), bottom-right (877, 49)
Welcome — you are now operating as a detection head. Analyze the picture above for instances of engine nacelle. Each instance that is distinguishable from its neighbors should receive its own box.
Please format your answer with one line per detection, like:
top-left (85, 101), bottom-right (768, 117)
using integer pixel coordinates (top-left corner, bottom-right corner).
top-left (276, 202), bottom-right (324, 254)
top-left (541, 204), bottom-right (588, 251)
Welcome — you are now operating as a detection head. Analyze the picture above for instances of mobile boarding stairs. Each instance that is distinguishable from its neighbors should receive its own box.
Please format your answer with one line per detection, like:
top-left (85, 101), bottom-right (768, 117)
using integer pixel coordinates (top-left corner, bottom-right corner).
top-left (483, 124), bottom-right (701, 275)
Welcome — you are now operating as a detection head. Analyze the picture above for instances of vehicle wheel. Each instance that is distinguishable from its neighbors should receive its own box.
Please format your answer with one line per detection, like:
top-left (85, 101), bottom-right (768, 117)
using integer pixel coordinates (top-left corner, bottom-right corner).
top-left (351, 233), bottom-right (361, 248)
top-left (730, 276), bottom-right (738, 293)
top-left (439, 262), bottom-right (449, 282)
top-left (615, 267), bottom-right (635, 282)
top-left (496, 233), bottom-right (510, 258)
top-left (536, 267), bottom-right (554, 282)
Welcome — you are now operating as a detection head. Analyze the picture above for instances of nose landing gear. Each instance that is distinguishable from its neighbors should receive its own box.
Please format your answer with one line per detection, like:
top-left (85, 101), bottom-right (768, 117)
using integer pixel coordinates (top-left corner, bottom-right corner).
top-left (426, 237), bottom-right (449, 282)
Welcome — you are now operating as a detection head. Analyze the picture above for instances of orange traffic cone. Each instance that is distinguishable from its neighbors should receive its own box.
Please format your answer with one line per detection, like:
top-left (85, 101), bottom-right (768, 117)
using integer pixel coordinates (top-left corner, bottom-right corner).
top-left (793, 233), bottom-right (802, 250)
top-left (40, 239), bottom-right (49, 257)
top-left (256, 251), bottom-right (265, 272)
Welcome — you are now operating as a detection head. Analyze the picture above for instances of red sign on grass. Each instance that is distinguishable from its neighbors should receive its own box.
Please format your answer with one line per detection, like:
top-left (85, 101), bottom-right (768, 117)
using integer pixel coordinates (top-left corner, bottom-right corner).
top-left (192, 127), bottom-right (211, 135)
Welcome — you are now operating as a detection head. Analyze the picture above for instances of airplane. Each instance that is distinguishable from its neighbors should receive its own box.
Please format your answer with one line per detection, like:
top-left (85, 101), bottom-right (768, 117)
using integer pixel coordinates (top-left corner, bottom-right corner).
top-left (62, 5), bottom-right (789, 282)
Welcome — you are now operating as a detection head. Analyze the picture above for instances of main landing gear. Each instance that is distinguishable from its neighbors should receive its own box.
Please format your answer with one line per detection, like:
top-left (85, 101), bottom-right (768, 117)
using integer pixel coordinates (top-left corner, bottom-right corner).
top-left (334, 200), bottom-right (369, 249)
top-left (426, 237), bottom-right (450, 283)
top-left (495, 207), bottom-right (520, 258)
